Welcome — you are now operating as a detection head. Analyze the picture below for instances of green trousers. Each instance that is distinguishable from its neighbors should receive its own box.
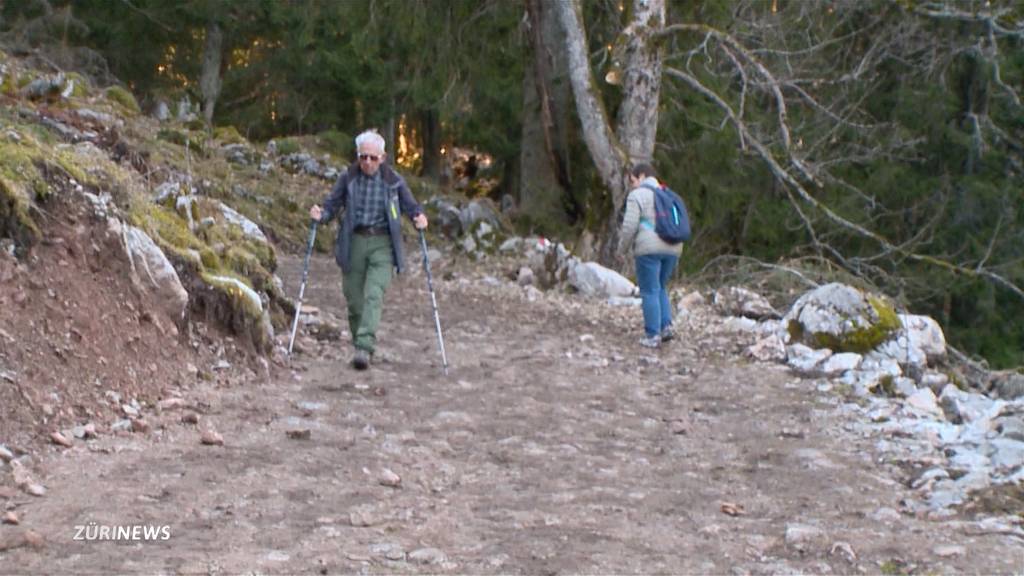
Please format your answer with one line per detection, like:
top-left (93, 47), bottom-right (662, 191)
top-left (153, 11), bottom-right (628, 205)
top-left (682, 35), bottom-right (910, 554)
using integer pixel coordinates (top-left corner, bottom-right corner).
top-left (342, 234), bottom-right (393, 353)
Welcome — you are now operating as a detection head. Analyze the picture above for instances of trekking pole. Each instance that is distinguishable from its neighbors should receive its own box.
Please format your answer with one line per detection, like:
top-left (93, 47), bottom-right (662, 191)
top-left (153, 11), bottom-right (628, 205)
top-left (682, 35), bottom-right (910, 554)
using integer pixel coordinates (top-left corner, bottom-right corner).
top-left (419, 229), bottom-right (449, 375)
top-left (288, 219), bottom-right (318, 356)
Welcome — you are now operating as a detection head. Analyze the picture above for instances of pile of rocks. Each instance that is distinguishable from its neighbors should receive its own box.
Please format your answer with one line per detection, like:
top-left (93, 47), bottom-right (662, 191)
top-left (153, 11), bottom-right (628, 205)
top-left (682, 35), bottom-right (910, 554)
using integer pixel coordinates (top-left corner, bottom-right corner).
top-left (709, 282), bottom-right (1024, 516)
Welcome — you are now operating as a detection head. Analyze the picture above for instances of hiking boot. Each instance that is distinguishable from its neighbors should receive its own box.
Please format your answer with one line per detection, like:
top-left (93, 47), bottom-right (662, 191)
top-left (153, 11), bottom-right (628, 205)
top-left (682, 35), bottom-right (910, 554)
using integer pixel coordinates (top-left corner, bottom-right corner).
top-left (639, 335), bottom-right (661, 348)
top-left (352, 349), bottom-right (370, 370)
top-left (660, 326), bottom-right (675, 343)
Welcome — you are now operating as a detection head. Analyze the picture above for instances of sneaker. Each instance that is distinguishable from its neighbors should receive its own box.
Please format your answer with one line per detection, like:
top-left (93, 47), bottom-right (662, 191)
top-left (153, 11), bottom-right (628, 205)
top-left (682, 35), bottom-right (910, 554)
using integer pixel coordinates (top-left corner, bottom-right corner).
top-left (352, 349), bottom-right (370, 370)
top-left (639, 335), bottom-right (661, 348)
top-left (660, 326), bottom-right (675, 343)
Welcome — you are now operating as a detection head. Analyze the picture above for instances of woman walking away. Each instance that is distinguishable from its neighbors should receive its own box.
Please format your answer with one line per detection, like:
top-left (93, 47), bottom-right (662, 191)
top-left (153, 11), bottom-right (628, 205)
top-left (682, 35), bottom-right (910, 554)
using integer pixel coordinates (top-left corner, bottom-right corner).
top-left (617, 163), bottom-right (683, 348)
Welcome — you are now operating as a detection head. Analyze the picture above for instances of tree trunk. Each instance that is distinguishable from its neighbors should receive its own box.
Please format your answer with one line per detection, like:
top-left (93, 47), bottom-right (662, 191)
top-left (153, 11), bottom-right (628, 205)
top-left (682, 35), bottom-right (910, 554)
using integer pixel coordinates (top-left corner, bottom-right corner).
top-left (519, 0), bottom-right (573, 231)
top-left (554, 0), bottom-right (665, 263)
top-left (199, 21), bottom-right (224, 127)
top-left (420, 108), bottom-right (441, 181)
top-left (615, 0), bottom-right (665, 163)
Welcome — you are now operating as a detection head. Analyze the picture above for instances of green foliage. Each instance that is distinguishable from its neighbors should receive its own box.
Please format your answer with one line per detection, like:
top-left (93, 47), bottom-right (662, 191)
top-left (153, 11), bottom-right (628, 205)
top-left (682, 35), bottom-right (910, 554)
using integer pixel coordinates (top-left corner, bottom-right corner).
top-left (213, 125), bottom-right (245, 144)
top-left (65, 72), bottom-right (91, 97)
top-left (274, 138), bottom-right (301, 156)
top-left (105, 85), bottom-right (140, 115)
top-left (0, 176), bottom-right (41, 253)
top-left (316, 129), bottom-right (352, 159)
top-left (157, 129), bottom-right (206, 155)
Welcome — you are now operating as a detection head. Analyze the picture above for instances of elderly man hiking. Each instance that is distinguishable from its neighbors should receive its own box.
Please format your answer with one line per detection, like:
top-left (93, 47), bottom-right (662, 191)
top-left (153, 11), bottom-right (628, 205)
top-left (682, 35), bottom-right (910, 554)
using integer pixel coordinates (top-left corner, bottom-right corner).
top-left (310, 130), bottom-right (428, 370)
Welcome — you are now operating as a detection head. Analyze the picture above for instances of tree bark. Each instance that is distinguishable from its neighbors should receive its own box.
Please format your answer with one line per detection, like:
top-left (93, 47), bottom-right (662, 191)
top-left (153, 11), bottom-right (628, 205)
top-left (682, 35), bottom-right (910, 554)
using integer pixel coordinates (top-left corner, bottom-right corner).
top-left (615, 0), bottom-right (665, 163)
top-left (519, 0), bottom-right (573, 229)
top-left (420, 108), bottom-right (442, 181)
top-left (554, 0), bottom-right (665, 263)
top-left (199, 21), bottom-right (224, 127)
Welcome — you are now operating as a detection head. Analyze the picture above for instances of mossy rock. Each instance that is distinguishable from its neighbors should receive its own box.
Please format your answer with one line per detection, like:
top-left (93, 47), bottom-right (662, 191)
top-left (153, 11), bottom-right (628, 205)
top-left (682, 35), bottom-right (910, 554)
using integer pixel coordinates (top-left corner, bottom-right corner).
top-left (64, 72), bottom-right (91, 98)
top-left (808, 297), bottom-right (902, 353)
top-left (785, 283), bottom-right (902, 354)
top-left (131, 203), bottom-right (207, 261)
top-left (467, 218), bottom-right (507, 255)
top-left (16, 71), bottom-right (36, 89)
top-left (214, 125), bottom-right (245, 145)
top-left (1, 71), bottom-right (16, 96)
top-left (157, 129), bottom-right (206, 155)
top-left (0, 176), bottom-right (41, 255)
top-left (199, 271), bottom-right (273, 352)
top-left (105, 85), bottom-right (140, 115)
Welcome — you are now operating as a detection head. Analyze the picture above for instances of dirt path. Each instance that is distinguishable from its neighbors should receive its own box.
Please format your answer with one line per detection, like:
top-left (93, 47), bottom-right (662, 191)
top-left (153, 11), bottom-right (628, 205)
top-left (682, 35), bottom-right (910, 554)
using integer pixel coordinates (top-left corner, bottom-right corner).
top-left (2, 253), bottom-right (1021, 574)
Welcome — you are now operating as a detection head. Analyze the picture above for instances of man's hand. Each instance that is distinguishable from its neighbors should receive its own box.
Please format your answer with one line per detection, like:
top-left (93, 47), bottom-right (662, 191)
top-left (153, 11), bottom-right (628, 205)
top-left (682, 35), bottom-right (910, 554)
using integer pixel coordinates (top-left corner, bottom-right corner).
top-left (309, 205), bottom-right (322, 221)
top-left (413, 213), bottom-right (428, 230)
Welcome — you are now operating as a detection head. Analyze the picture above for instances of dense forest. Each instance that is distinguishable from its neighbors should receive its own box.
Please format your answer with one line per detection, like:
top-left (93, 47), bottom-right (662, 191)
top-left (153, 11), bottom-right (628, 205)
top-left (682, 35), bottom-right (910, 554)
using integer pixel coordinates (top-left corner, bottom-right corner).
top-left (2, 0), bottom-right (1022, 368)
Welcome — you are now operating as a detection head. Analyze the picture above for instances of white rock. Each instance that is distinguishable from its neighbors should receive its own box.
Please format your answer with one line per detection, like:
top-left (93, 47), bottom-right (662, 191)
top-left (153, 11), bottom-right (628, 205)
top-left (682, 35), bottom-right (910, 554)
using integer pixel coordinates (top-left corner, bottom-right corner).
top-left (921, 371), bottom-right (950, 394)
top-left (516, 266), bottom-right (534, 286)
top-left (723, 317), bottom-right (758, 332)
top-left (379, 468), bottom-right (401, 487)
top-left (678, 291), bottom-right (706, 311)
top-left (498, 237), bottom-right (522, 252)
top-left (820, 352), bottom-right (862, 375)
top-left (206, 274), bottom-right (262, 312)
top-left (894, 377), bottom-right (918, 398)
top-left (408, 547), bottom-right (447, 565)
top-left (869, 507), bottom-right (902, 522)
top-left (217, 201), bottom-right (268, 244)
top-left (747, 334), bottom-right (786, 362)
top-left (713, 286), bottom-right (779, 319)
top-left (176, 196), bottom-right (197, 230)
top-left (904, 388), bottom-right (943, 419)
top-left (607, 296), bottom-right (641, 307)
top-left (523, 285), bottom-right (542, 302)
top-left (117, 223), bottom-right (189, 320)
top-left (899, 314), bottom-right (947, 362)
top-left (784, 523), bottom-right (827, 551)
top-left (932, 544), bottom-right (965, 558)
top-left (988, 438), bottom-right (1024, 474)
top-left (568, 261), bottom-right (637, 299)
top-left (939, 385), bottom-right (1000, 425)
top-left (786, 344), bottom-right (833, 373)
top-left (876, 336), bottom-right (928, 374)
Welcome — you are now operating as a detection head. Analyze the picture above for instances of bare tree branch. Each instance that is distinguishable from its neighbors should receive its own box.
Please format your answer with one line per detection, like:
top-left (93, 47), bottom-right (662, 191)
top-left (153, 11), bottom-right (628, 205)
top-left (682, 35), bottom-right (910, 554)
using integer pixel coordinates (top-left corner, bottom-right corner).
top-left (664, 64), bottom-right (1024, 301)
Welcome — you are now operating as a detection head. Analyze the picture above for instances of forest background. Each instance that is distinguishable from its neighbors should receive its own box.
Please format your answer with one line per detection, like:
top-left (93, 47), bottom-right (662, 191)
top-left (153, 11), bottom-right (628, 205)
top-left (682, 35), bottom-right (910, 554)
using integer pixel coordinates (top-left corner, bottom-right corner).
top-left (2, 0), bottom-right (1022, 368)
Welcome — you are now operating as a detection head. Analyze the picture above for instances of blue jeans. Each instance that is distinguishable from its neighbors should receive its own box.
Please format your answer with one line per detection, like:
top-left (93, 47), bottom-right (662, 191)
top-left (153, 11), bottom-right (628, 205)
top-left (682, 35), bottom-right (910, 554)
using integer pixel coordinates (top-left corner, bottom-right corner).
top-left (635, 253), bottom-right (679, 338)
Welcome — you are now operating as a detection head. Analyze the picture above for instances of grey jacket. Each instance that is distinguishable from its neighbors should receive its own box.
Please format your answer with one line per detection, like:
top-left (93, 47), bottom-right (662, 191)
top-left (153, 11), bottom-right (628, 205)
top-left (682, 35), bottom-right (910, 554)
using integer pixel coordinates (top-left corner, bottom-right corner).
top-left (319, 162), bottom-right (423, 274)
top-left (618, 176), bottom-right (684, 257)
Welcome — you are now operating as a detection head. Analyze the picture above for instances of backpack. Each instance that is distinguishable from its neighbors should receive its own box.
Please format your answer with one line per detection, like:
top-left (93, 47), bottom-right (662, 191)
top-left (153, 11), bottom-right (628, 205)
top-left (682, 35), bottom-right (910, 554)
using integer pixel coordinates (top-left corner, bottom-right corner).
top-left (642, 183), bottom-right (691, 244)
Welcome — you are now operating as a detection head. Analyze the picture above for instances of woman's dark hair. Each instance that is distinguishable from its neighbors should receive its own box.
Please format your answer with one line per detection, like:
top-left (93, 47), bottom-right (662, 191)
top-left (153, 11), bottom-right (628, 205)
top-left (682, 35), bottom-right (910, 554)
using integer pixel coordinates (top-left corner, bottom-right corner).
top-left (630, 162), bottom-right (657, 179)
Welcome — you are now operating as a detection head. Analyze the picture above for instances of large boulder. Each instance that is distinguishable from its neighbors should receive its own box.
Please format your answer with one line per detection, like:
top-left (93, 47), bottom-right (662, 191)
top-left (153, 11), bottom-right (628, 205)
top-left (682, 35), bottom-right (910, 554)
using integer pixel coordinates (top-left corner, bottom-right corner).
top-left (783, 283), bottom-right (901, 353)
top-left (567, 261), bottom-right (637, 299)
top-left (459, 198), bottom-right (501, 233)
top-left (114, 220), bottom-right (188, 321)
top-left (900, 314), bottom-right (947, 362)
top-left (425, 197), bottom-right (464, 239)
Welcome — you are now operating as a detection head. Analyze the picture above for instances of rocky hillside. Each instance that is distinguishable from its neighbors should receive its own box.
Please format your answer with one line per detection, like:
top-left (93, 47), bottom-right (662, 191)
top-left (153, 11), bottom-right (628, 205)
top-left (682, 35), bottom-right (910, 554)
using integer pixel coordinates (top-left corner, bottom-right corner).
top-left (0, 48), bottom-right (367, 454)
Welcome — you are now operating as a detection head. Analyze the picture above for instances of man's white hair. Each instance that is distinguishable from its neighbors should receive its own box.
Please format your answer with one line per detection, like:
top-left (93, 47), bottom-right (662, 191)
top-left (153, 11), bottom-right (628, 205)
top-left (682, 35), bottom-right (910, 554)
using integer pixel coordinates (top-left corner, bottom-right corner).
top-left (355, 130), bottom-right (386, 152)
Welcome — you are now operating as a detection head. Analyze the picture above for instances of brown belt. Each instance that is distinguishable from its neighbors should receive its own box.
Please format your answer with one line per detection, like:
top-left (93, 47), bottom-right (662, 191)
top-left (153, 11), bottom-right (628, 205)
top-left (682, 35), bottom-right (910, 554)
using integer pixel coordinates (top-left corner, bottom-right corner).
top-left (354, 225), bottom-right (389, 236)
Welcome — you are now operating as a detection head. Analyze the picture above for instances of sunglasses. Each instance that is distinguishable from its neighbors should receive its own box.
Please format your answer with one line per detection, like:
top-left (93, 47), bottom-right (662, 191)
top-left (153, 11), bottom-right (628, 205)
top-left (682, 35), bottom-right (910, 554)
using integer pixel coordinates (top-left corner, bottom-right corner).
top-left (358, 153), bottom-right (382, 162)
